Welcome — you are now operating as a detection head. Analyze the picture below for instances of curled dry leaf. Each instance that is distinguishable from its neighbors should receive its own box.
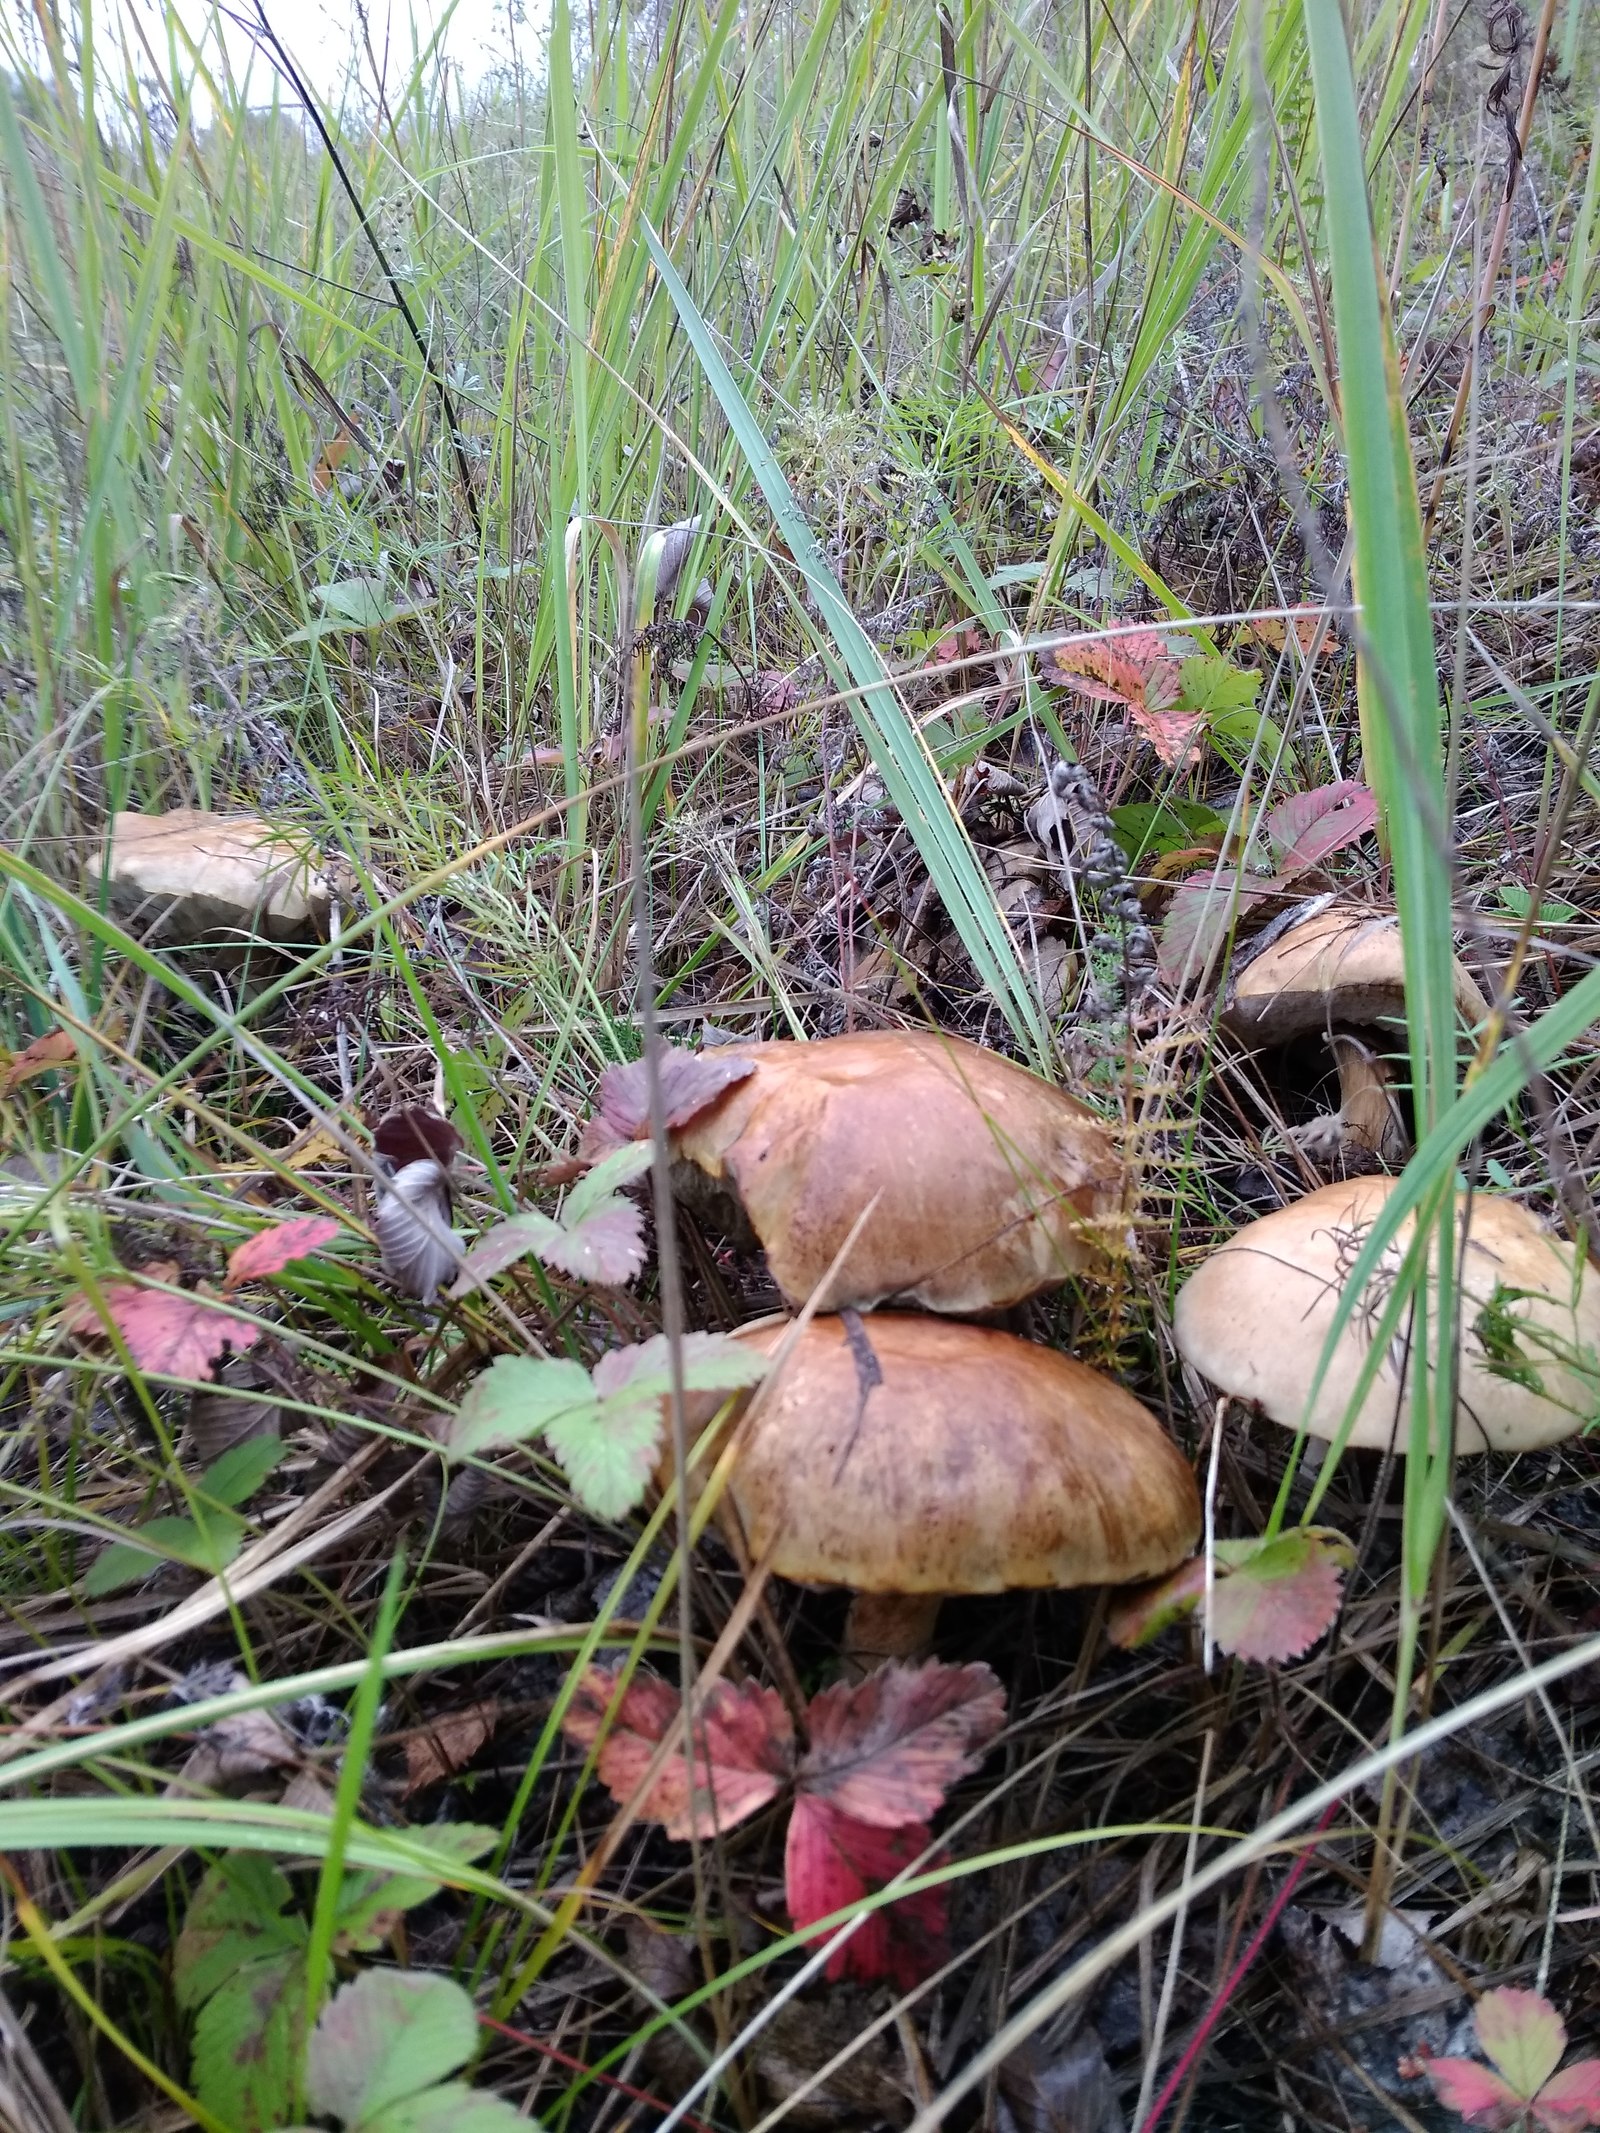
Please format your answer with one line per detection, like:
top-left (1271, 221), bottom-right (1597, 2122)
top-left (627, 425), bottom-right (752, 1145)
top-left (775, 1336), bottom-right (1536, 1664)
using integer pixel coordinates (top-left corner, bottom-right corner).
top-left (401, 1702), bottom-right (500, 1797)
top-left (1, 1027), bottom-right (76, 1092)
top-left (784, 1798), bottom-right (948, 1990)
top-left (61, 1282), bottom-right (261, 1382)
top-left (562, 1665), bottom-right (795, 1839)
top-left (224, 1214), bottom-right (342, 1290)
top-left (1108, 1527), bottom-right (1354, 1665)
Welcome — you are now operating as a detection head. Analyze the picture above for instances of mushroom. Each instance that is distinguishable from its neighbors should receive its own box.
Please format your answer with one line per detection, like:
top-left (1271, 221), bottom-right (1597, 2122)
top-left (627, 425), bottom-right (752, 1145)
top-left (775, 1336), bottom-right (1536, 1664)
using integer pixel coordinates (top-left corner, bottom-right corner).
top-left (671, 1311), bottom-right (1201, 1665)
top-left (1174, 1177), bottom-right (1600, 1454)
top-left (1222, 907), bottom-right (1489, 1169)
top-left (668, 1030), bottom-right (1127, 1314)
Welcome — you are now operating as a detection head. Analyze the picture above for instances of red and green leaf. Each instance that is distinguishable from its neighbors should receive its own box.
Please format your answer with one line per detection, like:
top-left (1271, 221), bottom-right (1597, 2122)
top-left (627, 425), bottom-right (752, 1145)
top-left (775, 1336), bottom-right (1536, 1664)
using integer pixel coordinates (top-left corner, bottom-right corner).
top-left (797, 1660), bottom-right (1006, 1827)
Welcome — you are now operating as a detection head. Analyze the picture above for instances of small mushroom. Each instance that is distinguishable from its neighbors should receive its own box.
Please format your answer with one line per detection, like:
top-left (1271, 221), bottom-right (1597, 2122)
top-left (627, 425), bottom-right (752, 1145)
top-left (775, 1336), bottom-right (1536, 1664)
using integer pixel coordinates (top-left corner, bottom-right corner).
top-left (670, 1312), bottom-right (1201, 1665)
top-left (1222, 907), bottom-right (1489, 1170)
top-left (669, 1030), bottom-right (1127, 1315)
top-left (1174, 1177), bottom-right (1600, 1454)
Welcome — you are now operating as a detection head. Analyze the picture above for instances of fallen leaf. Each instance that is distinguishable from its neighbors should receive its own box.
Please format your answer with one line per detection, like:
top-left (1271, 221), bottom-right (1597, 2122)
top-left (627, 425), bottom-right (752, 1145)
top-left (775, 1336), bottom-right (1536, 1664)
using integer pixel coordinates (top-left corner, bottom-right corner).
top-left (592, 1049), bottom-right (756, 1147)
top-left (1044, 631), bottom-right (1180, 713)
top-left (1267, 781), bottom-right (1378, 877)
top-left (224, 1215), bottom-right (341, 1289)
top-left (402, 1702), bottom-right (500, 1796)
top-left (784, 1797), bottom-right (948, 1989)
top-left (373, 1108), bottom-right (464, 1168)
top-left (61, 1283), bottom-right (260, 1381)
top-left (1247, 609), bottom-right (1338, 657)
top-left (562, 1665), bottom-right (794, 1839)
top-left (1, 1028), bottom-right (76, 1091)
top-left (797, 1660), bottom-right (1006, 1827)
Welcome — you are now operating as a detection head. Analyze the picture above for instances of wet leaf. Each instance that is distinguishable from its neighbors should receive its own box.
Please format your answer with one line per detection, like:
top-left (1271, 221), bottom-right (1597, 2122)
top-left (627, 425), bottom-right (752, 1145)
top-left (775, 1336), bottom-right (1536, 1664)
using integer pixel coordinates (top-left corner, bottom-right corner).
top-left (225, 1215), bottom-right (342, 1289)
top-left (798, 1660), bottom-right (1006, 1827)
top-left (1267, 781), bottom-right (1378, 876)
top-left (61, 1281), bottom-right (261, 1381)
top-left (784, 1797), bottom-right (948, 1989)
top-left (562, 1664), bottom-right (794, 1838)
top-left (592, 1048), bottom-right (756, 1145)
top-left (1, 1028), bottom-right (76, 1091)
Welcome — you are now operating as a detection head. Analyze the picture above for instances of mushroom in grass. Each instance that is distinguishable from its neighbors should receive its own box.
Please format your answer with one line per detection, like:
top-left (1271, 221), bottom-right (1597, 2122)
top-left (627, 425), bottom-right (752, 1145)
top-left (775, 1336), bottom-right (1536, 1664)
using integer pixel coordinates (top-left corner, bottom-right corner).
top-left (1222, 907), bottom-right (1490, 1170)
top-left (669, 1312), bottom-right (1201, 1666)
top-left (622, 1030), bottom-right (1128, 1315)
top-left (1174, 1177), bottom-right (1600, 1454)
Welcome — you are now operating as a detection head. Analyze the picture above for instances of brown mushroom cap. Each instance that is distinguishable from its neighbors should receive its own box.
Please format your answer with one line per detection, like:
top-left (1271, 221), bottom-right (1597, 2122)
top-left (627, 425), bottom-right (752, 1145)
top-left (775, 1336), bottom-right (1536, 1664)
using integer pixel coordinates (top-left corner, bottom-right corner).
top-left (106, 810), bottom-right (330, 944)
top-left (1222, 907), bottom-right (1489, 1047)
top-left (670, 1031), bottom-right (1127, 1314)
top-left (677, 1313), bottom-right (1200, 1594)
top-left (1174, 1177), bottom-right (1600, 1454)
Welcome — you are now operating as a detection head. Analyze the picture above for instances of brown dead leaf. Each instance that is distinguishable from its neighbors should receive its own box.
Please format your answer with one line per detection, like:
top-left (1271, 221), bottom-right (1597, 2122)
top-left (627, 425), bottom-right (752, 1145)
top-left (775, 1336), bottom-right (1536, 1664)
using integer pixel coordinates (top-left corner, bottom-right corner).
top-left (401, 1701), bottom-right (500, 1795)
top-left (1, 1029), bottom-right (77, 1092)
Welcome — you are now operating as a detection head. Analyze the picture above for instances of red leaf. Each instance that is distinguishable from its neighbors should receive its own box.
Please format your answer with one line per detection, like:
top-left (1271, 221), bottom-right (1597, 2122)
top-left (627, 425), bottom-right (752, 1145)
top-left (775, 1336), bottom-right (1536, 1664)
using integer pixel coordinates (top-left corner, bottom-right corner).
top-left (1425, 2059), bottom-right (1526, 2128)
top-left (1266, 782), bottom-right (1378, 877)
top-left (1127, 703), bottom-right (1205, 767)
top-left (1157, 869), bottom-right (1283, 980)
top-left (798, 1659), bottom-right (1006, 1828)
top-left (592, 1050), bottom-right (756, 1148)
top-left (61, 1284), bottom-right (260, 1380)
top-left (1208, 1529), bottom-right (1352, 1663)
top-left (224, 1216), bottom-right (341, 1290)
top-left (373, 1107), bottom-right (463, 1168)
top-left (1533, 2061), bottom-right (1600, 2133)
top-left (561, 1665), bottom-right (794, 1840)
top-left (1045, 631), bottom-right (1180, 712)
top-left (1, 1028), bottom-right (77, 1091)
top-left (784, 1797), bottom-right (948, 1989)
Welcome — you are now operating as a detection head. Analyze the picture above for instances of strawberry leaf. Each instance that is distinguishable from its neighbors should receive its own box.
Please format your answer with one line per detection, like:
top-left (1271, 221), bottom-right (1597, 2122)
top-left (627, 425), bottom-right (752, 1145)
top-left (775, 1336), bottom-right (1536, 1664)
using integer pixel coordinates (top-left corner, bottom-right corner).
top-left (224, 1215), bottom-right (341, 1289)
top-left (190, 1948), bottom-right (306, 2132)
top-left (1157, 869), bottom-right (1282, 980)
top-left (175, 1855), bottom-right (307, 2011)
top-left (306, 1971), bottom-right (478, 2127)
top-left (62, 1282), bottom-right (261, 1380)
top-left (1476, 1988), bottom-right (1568, 2101)
top-left (1208, 1528), bottom-right (1354, 1663)
top-left (562, 1664), bottom-right (794, 1838)
top-left (1532, 2060), bottom-right (1600, 2133)
top-left (1266, 781), bottom-right (1378, 877)
top-left (593, 1049), bottom-right (756, 1146)
top-left (1425, 2058), bottom-right (1527, 2128)
top-left (798, 1660), bottom-right (1006, 1827)
top-left (542, 1384), bottom-right (661, 1520)
top-left (784, 1796), bottom-right (948, 1989)
top-left (1127, 704), bottom-right (1204, 766)
top-left (447, 1354), bottom-right (595, 1462)
top-left (537, 1200), bottom-right (645, 1286)
top-left (449, 1213), bottom-right (567, 1297)
top-left (1107, 1557), bottom-right (1208, 1650)
top-left (563, 1140), bottom-right (654, 1224)
top-left (1176, 653), bottom-right (1261, 718)
top-left (1, 1028), bottom-right (76, 1091)
top-left (1045, 631), bottom-right (1180, 712)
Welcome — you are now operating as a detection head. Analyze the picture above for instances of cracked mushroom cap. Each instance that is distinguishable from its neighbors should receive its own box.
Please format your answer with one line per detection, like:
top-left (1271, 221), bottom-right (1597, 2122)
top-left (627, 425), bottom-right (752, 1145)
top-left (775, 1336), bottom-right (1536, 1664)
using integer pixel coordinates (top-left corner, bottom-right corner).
top-left (668, 1031), bottom-right (1127, 1314)
top-left (1174, 1177), bottom-right (1600, 1453)
top-left (1222, 907), bottom-right (1488, 1047)
top-left (675, 1313), bottom-right (1201, 1595)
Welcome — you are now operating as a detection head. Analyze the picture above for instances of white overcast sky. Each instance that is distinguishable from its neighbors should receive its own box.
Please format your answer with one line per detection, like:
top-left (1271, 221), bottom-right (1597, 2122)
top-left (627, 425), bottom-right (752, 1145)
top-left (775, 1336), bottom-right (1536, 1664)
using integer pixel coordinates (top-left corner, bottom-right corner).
top-left (4, 0), bottom-right (540, 114)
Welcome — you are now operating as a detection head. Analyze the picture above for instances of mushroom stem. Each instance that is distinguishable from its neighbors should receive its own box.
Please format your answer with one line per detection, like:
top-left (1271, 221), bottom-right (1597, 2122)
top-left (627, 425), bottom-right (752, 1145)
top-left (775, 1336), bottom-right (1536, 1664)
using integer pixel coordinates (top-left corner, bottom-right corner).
top-left (1329, 1030), bottom-right (1409, 1162)
top-left (843, 1592), bottom-right (943, 1674)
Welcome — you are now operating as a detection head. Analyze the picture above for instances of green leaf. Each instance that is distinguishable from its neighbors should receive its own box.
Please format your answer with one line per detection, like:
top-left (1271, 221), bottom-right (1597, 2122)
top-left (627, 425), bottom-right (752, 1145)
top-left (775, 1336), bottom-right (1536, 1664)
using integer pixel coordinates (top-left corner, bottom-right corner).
top-left (1205, 700), bottom-right (1286, 774)
top-left (562, 1141), bottom-right (653, 1228)
top-left (175, 1854), bottom-right (307, 2011)
top-left (335, 1826), bottom-right (498, 1949)
top-left (447, 1355), bottom-right (597, 1462)
top-left (191, 1950), bottom-right (307, 2133)
top-left (83, 1508), bottom-right (245, 1596)
top-left (1109, 798), bottom-right (1226, 858)
top-left (542, 1395), bottom-right (666, 1521)
top-left (306, 1972), bottom-right (478, 2126)
top-left (367, 2084), bottom-right (531, 2133)
top-left (1177, 654), bottom-right (1260, 717)
top-left (202, 1437), bottom-right (285, 1509)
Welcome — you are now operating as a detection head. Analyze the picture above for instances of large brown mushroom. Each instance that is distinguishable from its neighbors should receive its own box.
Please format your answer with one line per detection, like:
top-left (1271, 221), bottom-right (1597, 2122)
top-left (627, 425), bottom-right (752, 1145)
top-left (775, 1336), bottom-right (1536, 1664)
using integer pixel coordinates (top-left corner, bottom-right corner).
top-left (1174, 1177), bottom-right (1600, 1454)
top-left (1222, 907), bottom-right (1490, 1168)
top-left (671, 1311), bottom-right (1201, 1663)
top-left (666, 1031), bottom-right (1127, 1314)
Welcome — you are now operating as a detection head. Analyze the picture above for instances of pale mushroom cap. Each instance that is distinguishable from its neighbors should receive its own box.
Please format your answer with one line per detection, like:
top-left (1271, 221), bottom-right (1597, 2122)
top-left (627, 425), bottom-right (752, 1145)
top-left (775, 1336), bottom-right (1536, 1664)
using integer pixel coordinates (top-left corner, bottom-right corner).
top-left (681, 1313), bottom-right (1200, 1594)
top-left (1174, 1177), bottom-right (1600, 1453)
top-left (671, 1031), bottom-right (1127, 1314)
top-left (107, 811), bottom-right (329, 944)
top-left (1223, 908), bottom-right (1489, 1047)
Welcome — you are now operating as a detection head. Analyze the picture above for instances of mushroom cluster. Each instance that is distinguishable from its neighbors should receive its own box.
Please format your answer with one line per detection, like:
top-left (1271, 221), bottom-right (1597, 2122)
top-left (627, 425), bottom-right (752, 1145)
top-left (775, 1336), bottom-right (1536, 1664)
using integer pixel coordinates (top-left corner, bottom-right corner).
top-left (599, 1029), bottom-right (1202, 1664)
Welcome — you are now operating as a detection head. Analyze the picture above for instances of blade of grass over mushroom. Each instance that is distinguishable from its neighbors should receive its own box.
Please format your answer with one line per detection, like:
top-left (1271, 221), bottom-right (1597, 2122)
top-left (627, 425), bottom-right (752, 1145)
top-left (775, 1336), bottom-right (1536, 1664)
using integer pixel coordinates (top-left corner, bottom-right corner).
top-left (629, 208), bottom-right (1049, 1068)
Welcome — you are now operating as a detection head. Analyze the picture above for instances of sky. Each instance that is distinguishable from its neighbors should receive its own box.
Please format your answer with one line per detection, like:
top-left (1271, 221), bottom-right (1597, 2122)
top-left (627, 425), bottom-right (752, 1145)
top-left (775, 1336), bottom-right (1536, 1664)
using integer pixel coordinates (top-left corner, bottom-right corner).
top-left (4, 0), bottom-right (539, 115)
